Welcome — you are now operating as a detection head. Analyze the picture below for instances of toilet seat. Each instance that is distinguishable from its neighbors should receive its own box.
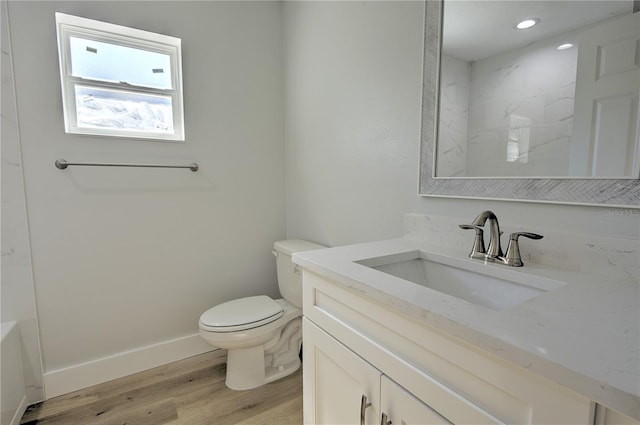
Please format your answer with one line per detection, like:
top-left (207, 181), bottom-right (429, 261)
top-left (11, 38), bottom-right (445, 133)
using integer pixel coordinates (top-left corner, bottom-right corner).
top-left (199, 295), bottom-right (284, 333)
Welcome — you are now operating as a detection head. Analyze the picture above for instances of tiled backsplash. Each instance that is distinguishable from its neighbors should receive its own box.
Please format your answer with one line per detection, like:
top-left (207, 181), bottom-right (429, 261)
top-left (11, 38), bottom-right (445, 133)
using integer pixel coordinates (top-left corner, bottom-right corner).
top-left (404, 213), bottom-right (640, 281)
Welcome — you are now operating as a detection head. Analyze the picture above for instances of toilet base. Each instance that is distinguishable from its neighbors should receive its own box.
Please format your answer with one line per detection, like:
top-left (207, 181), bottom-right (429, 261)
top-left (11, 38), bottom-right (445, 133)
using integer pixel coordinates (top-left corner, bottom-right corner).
top-left (265, 357), bottom-right (301, 384)
top-left (225, 317), bottom-right (302, 391)
top-left (226, 350), bottom-right (302, 391)
top-left (226, 345), bottom-right (266, 390)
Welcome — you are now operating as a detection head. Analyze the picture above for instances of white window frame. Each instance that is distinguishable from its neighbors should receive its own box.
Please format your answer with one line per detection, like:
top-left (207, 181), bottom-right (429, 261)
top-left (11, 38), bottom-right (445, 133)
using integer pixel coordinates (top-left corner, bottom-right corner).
top-left (55, 13), bottom-right (185, 141)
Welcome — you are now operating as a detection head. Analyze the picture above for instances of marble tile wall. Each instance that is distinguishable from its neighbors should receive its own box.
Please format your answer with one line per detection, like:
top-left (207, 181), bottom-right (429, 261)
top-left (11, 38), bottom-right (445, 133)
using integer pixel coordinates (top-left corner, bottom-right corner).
top-left (437, 30), bottom-right (579, 178)
top-left (1, 0), bottom-right (44, 401)
top-left (436, 54), bottom-right (470, 177)
top-left (404, 213), bottom-right (640, 282)
top-left (466, 38), bottom-right (578, 177)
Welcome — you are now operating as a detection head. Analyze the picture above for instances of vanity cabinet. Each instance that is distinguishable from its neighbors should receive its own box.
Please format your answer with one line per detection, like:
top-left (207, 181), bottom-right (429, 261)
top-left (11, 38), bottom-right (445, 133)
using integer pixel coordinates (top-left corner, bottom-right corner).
top-left (302, 270), bottom-right (595, 425)
top-left (381, 375), bottom-right (453, 425)
top-left (303, 317), bottom-right (380, 424)
top-left (594, 407), bottom-right (640, 425)
top-left (304, 318), bottom-right (463, 425)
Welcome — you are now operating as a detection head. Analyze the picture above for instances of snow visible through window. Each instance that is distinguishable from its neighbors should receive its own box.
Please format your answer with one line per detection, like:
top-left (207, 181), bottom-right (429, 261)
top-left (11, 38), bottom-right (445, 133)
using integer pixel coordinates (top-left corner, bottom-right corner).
top-left (75, 86), bottom-right (174, 133)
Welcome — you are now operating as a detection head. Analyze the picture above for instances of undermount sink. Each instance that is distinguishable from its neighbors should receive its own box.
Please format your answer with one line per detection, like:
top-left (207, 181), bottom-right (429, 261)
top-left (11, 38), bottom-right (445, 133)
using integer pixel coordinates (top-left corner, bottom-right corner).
top-left (356, 251), bottom-right (565, 310)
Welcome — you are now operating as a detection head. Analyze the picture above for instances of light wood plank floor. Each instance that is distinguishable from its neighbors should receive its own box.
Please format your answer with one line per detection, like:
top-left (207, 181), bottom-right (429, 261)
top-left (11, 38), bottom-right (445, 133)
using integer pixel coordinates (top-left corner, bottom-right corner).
top-left (21, 350), bottom-right (302, 425)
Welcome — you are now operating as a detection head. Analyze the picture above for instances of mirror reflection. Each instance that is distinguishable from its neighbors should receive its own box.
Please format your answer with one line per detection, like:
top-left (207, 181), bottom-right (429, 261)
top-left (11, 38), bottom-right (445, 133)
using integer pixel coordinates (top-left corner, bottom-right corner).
top-left (436, 1), bottom-right (639, 179)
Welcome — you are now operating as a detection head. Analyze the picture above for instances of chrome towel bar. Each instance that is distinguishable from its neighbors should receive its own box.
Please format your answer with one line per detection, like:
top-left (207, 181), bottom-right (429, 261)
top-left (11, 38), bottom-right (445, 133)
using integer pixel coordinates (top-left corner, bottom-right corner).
top-left (55, 159), bottom-right (199, 172)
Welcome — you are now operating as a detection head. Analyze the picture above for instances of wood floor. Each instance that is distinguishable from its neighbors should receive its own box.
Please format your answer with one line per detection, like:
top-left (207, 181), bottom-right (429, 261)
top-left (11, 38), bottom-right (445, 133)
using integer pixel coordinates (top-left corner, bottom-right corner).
top-left (21, 350), bottom-right (303, 425)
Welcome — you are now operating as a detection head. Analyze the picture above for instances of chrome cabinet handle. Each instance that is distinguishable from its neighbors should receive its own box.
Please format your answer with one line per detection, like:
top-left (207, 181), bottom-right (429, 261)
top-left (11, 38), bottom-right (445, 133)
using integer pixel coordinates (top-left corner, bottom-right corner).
top-left (380, 412), bottom-right (392, 425)
top-left (360, 395), bottom-right (372, 425)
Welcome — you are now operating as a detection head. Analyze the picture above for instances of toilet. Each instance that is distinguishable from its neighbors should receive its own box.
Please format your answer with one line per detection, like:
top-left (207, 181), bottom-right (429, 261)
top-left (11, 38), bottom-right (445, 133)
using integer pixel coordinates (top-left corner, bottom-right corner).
top-left (199, 239), bottom-right (325, 390)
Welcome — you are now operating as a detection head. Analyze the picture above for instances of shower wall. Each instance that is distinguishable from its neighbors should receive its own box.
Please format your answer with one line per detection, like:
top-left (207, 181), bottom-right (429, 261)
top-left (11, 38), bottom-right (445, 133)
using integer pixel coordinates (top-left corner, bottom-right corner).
top-left (1, 0), bottom-right (45, 408)
top-left (436, 28), bottom-right (579, 177)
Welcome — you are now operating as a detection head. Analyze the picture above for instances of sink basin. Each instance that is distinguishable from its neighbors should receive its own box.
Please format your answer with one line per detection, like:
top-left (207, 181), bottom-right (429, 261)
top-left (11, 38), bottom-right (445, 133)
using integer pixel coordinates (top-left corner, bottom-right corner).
top-left (356, 251), bottom-right (565, 310)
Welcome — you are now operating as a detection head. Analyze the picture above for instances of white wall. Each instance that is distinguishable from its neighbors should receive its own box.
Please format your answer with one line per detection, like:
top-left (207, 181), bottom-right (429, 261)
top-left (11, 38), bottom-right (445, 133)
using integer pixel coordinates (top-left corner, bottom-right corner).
top-left (284, 1), bottom-right (427, 245)
top-left (6, 0), bottom-right (285, 394)
top-left (283, 1), bottom-right (639, 249)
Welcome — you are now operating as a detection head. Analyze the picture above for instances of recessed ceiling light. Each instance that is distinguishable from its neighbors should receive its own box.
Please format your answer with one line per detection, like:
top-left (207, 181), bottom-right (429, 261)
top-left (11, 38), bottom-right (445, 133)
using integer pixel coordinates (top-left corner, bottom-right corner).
top-left (515, 18), bottom-right (540, 30)
top-left (557, 43), bottom-right (574, 50)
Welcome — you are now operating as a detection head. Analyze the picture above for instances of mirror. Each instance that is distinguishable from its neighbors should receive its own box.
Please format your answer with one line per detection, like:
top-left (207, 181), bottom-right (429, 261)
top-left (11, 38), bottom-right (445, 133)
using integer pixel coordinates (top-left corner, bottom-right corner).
top-left (419, 0), bottom-right (640, 206)
top-left (437, 1), bottom-right (639, 178)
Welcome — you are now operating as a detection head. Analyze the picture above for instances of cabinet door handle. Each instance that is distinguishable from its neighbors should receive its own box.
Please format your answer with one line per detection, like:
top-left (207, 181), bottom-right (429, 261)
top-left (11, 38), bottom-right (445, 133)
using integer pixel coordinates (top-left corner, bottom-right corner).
top-left (381, 412), bottom-right (392, 425)
top-left (360, 395), bottom-right (372, 425)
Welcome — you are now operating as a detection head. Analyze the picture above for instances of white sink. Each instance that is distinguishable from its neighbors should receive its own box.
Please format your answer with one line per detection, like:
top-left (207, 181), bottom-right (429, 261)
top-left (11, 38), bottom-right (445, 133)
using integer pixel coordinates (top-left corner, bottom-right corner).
top-left (356, 251), bottom-right (565, 310)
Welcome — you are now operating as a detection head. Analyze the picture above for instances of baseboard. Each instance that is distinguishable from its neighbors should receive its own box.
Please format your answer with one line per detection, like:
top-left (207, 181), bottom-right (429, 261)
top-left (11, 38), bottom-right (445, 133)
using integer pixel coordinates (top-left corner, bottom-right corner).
top-left (43, 333), bottom-right (215, 398)
top-left (9, 395), bottom-right (28, 425)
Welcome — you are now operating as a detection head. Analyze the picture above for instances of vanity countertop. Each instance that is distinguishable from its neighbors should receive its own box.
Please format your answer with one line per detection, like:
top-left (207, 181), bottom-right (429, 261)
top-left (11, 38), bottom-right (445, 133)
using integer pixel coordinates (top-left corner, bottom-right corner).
top-left (293, 238), bottom-right (640, 421)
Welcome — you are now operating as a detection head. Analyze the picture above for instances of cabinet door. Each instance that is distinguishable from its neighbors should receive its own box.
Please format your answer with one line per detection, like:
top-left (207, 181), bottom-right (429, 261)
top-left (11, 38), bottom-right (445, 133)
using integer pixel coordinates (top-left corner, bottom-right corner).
top-left (303, 318), bottom-right (381, 425)
top-left (594, 405), bottom-right (640, 425)
top-left (381, 376), bottom-right (453, 425)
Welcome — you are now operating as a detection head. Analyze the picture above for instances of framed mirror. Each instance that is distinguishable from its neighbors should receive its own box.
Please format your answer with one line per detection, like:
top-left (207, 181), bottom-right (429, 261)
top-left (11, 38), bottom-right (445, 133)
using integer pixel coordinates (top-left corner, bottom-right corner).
top-left (419, 0), bottom-right (640, 207)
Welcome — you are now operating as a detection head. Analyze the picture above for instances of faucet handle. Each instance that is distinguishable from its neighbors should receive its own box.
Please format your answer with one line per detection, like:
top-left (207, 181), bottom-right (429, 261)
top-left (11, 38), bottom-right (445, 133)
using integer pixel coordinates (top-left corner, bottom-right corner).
top-left (459, 224), bottom-right (483, 231)
top-left (503, 232), bottom-right (543, 267)
top-left (459, 224), bottom-right (486, 259)
top-left (511, 232), bottom-right (543, 241)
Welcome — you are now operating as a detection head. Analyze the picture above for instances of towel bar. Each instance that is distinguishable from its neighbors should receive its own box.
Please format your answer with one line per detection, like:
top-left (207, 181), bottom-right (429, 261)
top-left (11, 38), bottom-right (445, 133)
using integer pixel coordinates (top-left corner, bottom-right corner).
top-left (55, 159), bottom-right (199, 172)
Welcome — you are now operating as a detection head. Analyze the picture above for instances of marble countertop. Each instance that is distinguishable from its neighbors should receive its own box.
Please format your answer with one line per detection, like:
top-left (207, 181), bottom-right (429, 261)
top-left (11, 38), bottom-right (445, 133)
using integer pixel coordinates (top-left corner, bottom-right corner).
top-left (293, 238), bottom-right (640, 421)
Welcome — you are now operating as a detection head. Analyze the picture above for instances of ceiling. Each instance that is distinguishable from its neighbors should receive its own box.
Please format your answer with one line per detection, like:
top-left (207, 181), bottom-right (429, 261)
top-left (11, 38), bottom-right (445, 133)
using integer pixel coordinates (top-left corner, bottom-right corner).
top-left (442, 0), bottom-right (634, 62)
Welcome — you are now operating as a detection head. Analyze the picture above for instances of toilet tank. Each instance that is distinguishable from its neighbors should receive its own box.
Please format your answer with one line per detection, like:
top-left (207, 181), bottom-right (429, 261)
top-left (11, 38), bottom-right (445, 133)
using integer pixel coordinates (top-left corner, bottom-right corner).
top-left (273, 239), bottom-right (325, 308)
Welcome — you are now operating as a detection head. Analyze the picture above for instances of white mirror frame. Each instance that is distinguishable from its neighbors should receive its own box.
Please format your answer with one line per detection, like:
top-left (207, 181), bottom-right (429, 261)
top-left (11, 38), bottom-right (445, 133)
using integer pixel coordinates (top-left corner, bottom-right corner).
top-left (419, 0), bottom-right (640, 208)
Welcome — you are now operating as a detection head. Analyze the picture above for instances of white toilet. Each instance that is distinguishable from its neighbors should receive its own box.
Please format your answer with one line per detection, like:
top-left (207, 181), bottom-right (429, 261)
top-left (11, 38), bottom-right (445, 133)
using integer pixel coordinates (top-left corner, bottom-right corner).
top-left (199, 239), bottom-right (325, 390)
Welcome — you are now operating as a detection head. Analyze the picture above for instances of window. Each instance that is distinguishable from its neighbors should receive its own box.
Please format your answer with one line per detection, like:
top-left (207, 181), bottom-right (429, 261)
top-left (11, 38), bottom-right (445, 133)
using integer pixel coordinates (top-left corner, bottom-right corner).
top-left (506, 114), bottom-right (531, 163)
top-left (55, 13), bottom-right (184, 141)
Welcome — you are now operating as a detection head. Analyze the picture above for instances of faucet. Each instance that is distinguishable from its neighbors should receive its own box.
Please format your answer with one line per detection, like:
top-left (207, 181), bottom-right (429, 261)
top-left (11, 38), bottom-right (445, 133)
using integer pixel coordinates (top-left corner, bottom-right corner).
top-left (470, 210), bottom-right (503, 259)
top-left (459, 211), bottom-right (543, 266)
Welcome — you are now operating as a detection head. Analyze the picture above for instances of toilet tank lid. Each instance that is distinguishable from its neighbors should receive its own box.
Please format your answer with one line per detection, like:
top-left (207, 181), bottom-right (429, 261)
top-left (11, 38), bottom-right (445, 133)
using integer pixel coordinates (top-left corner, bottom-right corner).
top-left (273, 239), bottom-right (326, 256)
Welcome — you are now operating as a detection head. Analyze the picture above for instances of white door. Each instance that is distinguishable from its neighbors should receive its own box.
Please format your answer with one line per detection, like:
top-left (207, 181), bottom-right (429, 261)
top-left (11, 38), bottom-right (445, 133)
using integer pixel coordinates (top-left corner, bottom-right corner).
top-left (380, 376), bottom-right (453, 425)
top-left (571, 11), bottom-right (640, 177)
top-left (303, 318), bottom-right (381, 425)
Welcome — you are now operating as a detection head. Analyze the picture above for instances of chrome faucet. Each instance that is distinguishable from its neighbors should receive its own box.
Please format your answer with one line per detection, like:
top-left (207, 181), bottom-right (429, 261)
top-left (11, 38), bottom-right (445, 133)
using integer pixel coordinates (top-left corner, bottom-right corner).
top-left (470, 210), bottom-right (503, 258)
top-left (459, 211), bottom-right (543, 267)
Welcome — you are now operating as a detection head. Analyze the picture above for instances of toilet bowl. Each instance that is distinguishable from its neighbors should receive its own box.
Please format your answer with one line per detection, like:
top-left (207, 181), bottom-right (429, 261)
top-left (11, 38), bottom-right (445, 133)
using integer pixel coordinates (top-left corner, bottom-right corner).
top-left (199, 239), bottom-right (325, 390)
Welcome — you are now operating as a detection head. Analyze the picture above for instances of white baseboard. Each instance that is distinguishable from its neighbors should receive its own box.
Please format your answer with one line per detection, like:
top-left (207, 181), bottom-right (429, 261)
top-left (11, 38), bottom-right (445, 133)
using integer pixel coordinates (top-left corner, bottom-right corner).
top-left (9, 395), bottom-right (28, 425)
top-left (43, 333), bottom-right (215, 398)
